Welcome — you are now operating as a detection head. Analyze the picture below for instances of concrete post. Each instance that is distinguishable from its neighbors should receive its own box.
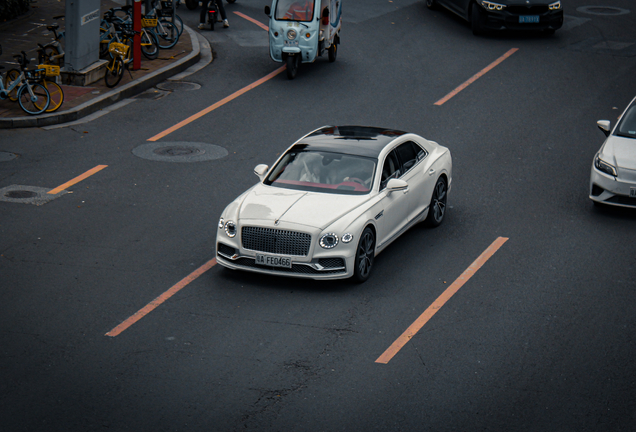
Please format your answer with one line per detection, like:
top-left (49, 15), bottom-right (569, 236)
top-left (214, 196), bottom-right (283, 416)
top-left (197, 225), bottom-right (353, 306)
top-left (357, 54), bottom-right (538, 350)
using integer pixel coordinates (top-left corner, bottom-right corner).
top-left (64, 0), bottom-right (101, 72)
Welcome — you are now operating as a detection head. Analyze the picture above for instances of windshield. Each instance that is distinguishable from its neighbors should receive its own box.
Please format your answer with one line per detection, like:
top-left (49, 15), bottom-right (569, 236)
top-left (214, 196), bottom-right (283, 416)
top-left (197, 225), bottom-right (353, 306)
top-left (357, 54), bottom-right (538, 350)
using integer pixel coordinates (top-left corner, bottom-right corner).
top-left (275, 0), bottom-right (315, 21)
top-left (265, 149), bottom-right (377, 195)
top-left (615, 104), bottom-right (636, 139)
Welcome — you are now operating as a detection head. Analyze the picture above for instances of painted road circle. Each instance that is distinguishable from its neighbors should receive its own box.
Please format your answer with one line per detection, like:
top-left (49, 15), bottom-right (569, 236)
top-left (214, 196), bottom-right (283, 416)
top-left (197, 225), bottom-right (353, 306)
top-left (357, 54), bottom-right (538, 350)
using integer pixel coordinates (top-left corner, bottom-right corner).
top-left (577, 6), bottom-right (630, 15)
top-left (155, 81), bottom-right (202, 92)
top-left (132, 142), bottom-right (228, 163)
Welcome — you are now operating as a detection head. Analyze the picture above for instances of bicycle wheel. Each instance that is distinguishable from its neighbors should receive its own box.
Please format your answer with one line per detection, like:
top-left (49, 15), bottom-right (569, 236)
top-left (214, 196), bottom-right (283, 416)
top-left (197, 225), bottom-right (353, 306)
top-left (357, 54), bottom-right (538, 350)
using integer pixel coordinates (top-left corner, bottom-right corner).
top-left (173, 14), bottom-right (184, 35)
top-left (43, 80), bottom-right (64, 112)
top-left (18, 83), bottom-right (50, 115)
top-left (155, 20), bottom-right (179, 49)
top-left (5, 69), bottom-right (21, 101)
top-left (140, 30), bottom-right (159, 59)
top-left (43, 46), bottom-right (62, 66)
top-left (104, 57), bottom-right (124, 88)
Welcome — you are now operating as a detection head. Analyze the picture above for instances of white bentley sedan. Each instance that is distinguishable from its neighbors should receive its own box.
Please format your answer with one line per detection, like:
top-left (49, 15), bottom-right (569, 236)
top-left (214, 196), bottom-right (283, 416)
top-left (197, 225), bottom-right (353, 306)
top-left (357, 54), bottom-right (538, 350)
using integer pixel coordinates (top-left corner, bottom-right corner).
top-left (590, 96), bottom-right (636, 208)
top-left (216, 126), bottom-right (452, 282)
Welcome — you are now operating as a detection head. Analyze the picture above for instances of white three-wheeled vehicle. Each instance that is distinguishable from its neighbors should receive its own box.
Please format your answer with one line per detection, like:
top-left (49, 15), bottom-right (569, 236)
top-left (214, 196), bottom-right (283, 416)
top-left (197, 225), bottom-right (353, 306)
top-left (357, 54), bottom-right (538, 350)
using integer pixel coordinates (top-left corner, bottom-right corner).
top-left (264, 0), bottom-right (342, 79)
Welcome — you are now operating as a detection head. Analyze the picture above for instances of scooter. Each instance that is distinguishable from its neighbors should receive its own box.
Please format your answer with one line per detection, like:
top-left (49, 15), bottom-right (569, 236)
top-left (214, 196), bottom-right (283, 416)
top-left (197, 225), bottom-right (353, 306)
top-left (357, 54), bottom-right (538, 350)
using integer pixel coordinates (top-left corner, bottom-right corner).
top-left (264, 0), bottom-right (342, 80)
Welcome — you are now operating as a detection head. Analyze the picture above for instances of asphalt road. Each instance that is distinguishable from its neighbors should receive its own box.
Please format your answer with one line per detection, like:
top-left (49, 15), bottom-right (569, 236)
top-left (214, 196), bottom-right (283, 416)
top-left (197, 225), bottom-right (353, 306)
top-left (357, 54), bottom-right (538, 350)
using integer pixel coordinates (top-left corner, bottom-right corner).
top-left (2, 0), bottom-right (636, 430)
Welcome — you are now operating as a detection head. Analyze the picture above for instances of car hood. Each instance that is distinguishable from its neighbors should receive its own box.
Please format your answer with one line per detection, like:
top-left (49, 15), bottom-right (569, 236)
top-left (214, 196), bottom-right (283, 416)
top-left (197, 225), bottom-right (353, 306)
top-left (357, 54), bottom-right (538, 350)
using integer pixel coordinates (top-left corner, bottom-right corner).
top-left (237, 184), bottom-right (369, 230)
top-left (603, 136), bottom-right (636, 169)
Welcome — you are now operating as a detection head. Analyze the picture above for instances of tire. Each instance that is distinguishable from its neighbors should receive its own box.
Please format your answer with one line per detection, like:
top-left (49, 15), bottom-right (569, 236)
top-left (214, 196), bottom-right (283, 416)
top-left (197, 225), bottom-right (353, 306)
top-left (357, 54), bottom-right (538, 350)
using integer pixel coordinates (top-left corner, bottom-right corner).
top-left (353, 227), bottom-right (375, 283)
top-left (43, 46), bottom-right (62, 66)
top-left (42, 80), bottom-right (64, 112)
top-left (172, 14), bottom-right (184, 35)
top-left (155, 20), bottom-right (179, 48)
top-left (426, 0), bottom-right (437, 10)
top-left (6, 68), bottom-right (21, 101)
top-left (286, 54), bottom-right (299, 80)
top-left (471, 2), bottom-right (486, 36)
top-left (185, 0), bottom-right (197, 10)
top-left (104, 57), bottom-right (124, 88)
top-left (425, 176), bottom-right (448, 227)
top-left (328, 41), bottom-right (337, 63)
top-left (18, 83), bottom-right (50, 115)
top-left (140, 30), bottom-right (159, 59)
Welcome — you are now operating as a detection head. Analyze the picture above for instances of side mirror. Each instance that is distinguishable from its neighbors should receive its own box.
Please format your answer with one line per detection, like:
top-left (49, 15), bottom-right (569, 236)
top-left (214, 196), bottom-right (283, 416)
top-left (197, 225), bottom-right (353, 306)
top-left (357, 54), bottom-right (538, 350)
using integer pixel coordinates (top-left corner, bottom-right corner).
top-left (386, 178), bottom-right (408, 193)
top-left (597, 120), bottom-right (611, 137)
top-left (254, 164), bottom-right (269, 181)
top-left (264, 5), bottom-right (271, 16)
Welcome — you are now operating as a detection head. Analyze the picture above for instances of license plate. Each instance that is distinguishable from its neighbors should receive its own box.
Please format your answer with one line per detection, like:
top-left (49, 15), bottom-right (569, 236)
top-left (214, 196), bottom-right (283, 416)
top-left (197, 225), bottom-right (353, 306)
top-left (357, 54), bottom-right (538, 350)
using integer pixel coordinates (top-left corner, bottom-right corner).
top-left (630, 188), bottom-right (636, 198)
top-left (256, 254), bottom-right (292, 268)
top-left (284, 40), bottom-right (299, 47)
top-left (519, 15), bottom-right (540, 23)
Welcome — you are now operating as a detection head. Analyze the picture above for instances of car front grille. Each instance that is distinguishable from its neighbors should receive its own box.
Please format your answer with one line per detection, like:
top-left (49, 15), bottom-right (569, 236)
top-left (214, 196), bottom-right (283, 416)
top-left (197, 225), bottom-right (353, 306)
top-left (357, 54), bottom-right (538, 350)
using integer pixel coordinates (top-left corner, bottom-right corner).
top-left (606, 195), bottom-right (636, 207)
top-left (241, 226), bottom-right (311, 256)
top-left (507, 5), bottom-right (549, 14)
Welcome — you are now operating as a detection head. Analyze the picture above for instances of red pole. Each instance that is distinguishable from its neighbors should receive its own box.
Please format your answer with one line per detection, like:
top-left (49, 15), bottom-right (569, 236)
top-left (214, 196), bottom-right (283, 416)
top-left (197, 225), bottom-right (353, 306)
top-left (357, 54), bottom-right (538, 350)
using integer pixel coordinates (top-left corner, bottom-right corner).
top-left (133, 0), bottom-right (141, 70)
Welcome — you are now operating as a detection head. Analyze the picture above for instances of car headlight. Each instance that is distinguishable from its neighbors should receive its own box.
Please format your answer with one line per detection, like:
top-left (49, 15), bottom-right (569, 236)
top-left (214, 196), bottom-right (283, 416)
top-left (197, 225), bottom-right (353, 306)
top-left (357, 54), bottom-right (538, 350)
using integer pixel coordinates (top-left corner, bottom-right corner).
top-left (320, 233), bottom-right (339, 249)
top-left (287, 29), bottom-right (297, 40)
top-left (479, 0), bottom-right (506, 11)
top-left (594, 154), bottom-right (617, 177)
top-left (548, 1), bottom-right (561, 10)
top-left (218, 217), bottom-right (225, 229)
top-left (342, 233), bottom-right (354, 243)
top-left (224, 220), bottom-right (237, 237)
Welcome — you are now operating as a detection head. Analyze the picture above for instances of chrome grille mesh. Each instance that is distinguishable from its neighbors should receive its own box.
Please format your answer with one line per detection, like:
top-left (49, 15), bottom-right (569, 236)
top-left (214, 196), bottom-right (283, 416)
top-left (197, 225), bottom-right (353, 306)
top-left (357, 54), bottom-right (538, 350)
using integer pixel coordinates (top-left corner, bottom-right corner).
top-left (242, 226), bottom-right (311, 256)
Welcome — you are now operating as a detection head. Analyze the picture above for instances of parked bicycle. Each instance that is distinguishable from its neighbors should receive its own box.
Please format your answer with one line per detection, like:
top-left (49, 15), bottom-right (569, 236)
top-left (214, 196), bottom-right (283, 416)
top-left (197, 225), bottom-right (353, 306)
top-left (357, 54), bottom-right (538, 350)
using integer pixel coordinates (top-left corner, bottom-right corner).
top-left (0, 52), bottom-right (50, 115)
top-left (37, 15), bottom-right (66, 67)
top-left (104, 24), bottom-right (137, 88)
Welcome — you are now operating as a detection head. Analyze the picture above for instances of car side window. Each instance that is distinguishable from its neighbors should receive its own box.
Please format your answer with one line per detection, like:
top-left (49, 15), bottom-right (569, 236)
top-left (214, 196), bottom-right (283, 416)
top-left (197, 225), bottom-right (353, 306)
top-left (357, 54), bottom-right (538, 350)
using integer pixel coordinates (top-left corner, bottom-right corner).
top-left (396, 141), bottom-right (427, 173)
top-left (380, 150), bottom-right (401, 190)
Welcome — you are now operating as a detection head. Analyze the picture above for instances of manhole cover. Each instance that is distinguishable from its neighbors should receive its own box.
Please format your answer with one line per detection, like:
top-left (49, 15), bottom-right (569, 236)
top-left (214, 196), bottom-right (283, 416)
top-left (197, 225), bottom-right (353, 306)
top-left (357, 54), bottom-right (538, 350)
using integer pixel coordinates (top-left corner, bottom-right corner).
top-left (133, 89), bottom-right (171, 100)
top-left (577, 6), bottom-right (630, 15)
top-left (154, 146), bottom-right (203, 156)
top-left (0, 152), bottom-right (18, 162)
top-left (5, 190), bottom-right (38, 199)
top-left (0, 185), bottom-right (68, 205)
top-left (156, 81), bottom-right (201, 92)
top-left (132, 142), bottom-right (228, 163)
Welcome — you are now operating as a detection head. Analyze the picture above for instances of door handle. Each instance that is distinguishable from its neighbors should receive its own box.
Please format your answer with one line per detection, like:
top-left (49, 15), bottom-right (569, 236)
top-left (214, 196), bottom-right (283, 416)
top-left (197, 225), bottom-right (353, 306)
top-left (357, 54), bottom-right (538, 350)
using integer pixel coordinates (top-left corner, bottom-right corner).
top-left (428, 169), bottom-right (436, 176)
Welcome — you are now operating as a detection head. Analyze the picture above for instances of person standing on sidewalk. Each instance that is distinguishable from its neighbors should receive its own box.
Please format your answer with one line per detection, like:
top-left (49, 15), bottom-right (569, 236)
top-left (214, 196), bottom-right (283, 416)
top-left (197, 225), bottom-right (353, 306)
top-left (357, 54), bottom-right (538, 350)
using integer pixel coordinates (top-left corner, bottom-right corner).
top-left (199, 0), bottom-right (229, 29)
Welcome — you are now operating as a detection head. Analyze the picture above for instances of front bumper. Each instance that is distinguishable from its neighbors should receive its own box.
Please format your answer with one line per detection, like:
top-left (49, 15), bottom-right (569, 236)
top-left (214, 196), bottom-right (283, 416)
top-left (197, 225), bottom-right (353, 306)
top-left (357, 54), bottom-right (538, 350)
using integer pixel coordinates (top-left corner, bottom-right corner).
top-left (482, 7), bottom-right (563, 31)
top-left (589, 166), bottom-right (636, 208)
top-left (216, 242), bottom-right (354, 280)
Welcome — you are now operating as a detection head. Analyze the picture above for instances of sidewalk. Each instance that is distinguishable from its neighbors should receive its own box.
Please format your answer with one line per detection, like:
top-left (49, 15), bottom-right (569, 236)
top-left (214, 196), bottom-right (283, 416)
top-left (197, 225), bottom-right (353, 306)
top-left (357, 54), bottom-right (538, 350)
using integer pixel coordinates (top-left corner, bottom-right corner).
top-left (0, 0), bottom-right (204, 129)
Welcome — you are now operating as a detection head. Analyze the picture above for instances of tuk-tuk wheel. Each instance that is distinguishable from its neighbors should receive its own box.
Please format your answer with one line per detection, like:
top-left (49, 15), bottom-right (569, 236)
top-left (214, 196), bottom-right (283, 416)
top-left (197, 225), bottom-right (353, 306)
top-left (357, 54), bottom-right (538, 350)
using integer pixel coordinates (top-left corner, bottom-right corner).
top-left (328, 43), bottom-right (337, 63)
top-left (286, 54), bottom-right (300, 80)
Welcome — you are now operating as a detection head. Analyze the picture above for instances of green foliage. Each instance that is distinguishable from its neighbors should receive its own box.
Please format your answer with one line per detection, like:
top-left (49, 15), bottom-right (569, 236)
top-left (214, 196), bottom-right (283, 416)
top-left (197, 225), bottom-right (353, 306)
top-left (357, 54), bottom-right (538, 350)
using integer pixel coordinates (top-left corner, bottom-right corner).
top-left (0, 0), bottom-right (30, 22)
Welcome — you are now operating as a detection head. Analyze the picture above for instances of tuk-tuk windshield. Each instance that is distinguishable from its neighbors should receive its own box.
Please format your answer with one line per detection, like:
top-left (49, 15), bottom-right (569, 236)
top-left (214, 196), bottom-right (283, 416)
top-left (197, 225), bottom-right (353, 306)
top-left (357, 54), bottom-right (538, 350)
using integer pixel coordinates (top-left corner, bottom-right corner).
top-left (275, 0), bottom-right (315, 22)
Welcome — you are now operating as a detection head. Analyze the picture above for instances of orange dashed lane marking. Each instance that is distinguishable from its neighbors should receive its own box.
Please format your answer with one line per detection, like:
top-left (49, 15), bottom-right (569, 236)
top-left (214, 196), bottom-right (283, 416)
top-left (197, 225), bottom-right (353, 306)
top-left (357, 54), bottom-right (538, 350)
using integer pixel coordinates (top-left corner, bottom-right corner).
top-left (47, 165), bottom-right (108, 195)
top-left (106, 258), bottom-right (217, 337)
top-left (375, 237), bottom-right (509, 364)
top-left (147, 66), bottom-right (286, 142)
top-left (234, 11), bottom-right (269, 31)
top-left (434, 48), bottom-right (518, 106)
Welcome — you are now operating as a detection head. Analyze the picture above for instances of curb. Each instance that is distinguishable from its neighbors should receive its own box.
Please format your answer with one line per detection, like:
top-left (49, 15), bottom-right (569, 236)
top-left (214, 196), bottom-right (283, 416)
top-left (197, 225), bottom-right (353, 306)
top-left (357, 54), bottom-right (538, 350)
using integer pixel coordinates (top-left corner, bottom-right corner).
top-left (0, 25), bottom-right (201, 129)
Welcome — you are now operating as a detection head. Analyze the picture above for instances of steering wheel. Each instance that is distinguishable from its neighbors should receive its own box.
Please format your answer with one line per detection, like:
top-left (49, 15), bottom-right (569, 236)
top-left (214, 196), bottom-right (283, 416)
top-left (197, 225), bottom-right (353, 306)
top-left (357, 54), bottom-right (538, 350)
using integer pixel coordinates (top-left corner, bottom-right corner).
top-left (346, 177), bottom-right (365, 186)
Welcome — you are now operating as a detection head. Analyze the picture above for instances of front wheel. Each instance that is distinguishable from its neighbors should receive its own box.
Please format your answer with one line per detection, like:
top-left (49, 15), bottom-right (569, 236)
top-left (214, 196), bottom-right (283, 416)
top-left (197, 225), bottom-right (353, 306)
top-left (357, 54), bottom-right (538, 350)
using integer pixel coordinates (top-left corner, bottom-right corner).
top-left (286, 54), bottom-right (300, 80)
top-left (43, 80), bottom-right (64, 112)
top-left (471, 2), bottom-right (486, 36)
top-left (140, 30), bottom-right (159, 59)
top-left (6, 68), bottom-right (21, 101)
top-left (18, 83), bottom-right (50, 115)
top-left (353, 227), bottom-right (375, 283)
top-left (155, 20), bottom-right (179, 48)
top-left (104, 57), bottom-right (124, 88)
top-left (425, 177), bottom-right (448, 227)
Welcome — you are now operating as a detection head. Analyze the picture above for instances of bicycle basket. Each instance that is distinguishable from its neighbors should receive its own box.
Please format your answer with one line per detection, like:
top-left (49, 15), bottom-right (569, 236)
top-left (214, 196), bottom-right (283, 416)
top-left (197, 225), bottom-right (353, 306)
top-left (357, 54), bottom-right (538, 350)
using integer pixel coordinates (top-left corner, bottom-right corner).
top-left (25, 68), bottom-right (45, 81)
top-left (109, 42), bottom-right (129, 57)
top-left (37, 64), bottom-right (61, 77)
top-left (141, 18), bottom-right (158, 27)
